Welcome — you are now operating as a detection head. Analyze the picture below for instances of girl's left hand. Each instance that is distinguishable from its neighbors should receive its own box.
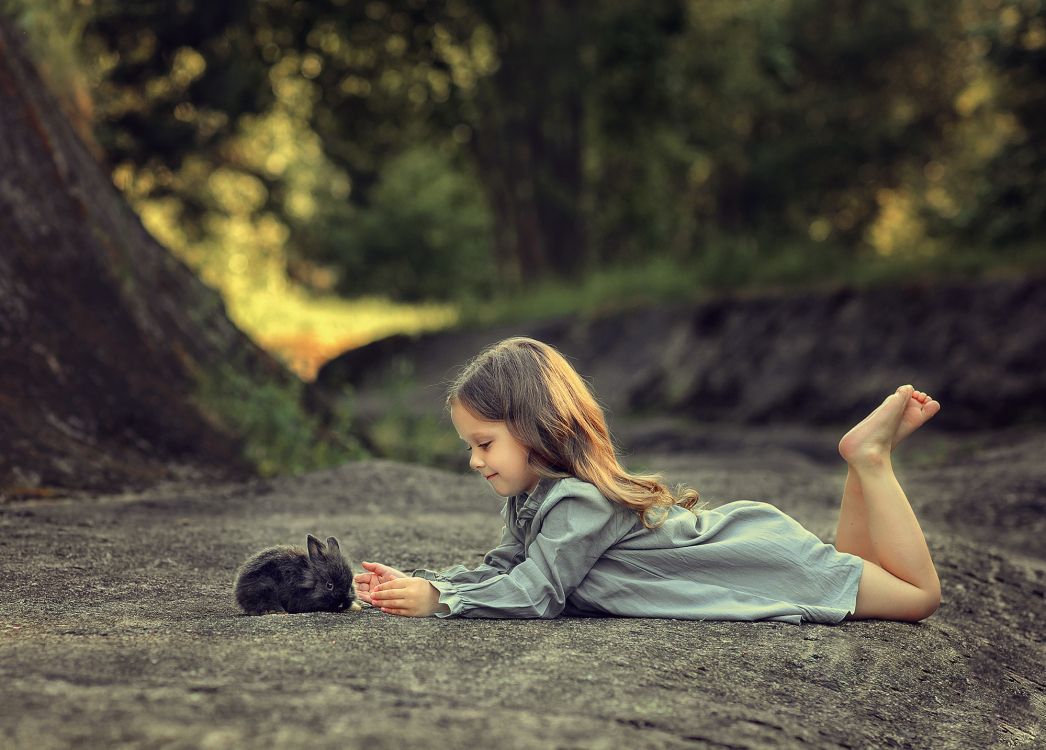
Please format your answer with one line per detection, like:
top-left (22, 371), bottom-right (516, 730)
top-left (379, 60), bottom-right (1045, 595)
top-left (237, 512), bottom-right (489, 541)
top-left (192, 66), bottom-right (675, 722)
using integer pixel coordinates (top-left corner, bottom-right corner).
top-left (371, 577), bottom-right (442, 617)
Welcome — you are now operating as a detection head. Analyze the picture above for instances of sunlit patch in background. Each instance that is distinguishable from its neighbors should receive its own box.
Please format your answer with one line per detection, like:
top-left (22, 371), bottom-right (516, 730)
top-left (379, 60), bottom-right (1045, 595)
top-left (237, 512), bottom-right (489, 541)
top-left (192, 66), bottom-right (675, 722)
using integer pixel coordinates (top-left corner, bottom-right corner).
top-left (106, 47), bottom-right (462, 381)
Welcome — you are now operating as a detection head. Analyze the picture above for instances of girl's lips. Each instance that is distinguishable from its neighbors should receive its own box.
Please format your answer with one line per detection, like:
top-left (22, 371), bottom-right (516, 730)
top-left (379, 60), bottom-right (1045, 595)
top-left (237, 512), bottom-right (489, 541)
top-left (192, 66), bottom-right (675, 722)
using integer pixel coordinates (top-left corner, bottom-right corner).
top-left (485, 473), bottom-right (498, 480)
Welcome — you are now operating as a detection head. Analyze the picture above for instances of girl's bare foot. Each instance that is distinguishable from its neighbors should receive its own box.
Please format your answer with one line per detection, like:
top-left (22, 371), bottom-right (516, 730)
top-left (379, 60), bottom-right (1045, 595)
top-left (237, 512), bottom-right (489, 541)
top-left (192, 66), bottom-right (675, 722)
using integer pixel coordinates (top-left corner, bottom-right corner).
top-left (893, 389), bottom-right (941, 447)
top-left (839, 385), bottom-right (914, 468)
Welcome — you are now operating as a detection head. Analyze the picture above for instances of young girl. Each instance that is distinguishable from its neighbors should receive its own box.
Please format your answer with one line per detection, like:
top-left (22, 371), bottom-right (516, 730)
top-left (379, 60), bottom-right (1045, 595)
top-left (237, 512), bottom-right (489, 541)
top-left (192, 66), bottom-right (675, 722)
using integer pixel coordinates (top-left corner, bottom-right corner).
top-left (356, 337), bottom-right (942, 624)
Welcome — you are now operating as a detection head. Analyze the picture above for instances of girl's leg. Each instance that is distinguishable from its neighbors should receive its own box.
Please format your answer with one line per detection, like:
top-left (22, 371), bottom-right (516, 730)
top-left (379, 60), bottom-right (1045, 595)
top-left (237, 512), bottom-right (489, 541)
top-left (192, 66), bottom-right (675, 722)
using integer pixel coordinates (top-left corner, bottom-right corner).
top-left (834, 468), bottom-right (880, 566)
top-left (834, 388), bottom-right (938, 567)
top-left (837, 386), bottom-right (942, 622)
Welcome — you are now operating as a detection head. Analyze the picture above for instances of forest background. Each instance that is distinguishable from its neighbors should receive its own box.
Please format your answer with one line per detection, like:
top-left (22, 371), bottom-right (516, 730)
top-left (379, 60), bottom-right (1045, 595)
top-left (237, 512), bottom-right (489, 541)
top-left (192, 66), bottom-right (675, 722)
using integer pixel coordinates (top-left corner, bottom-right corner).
top-left (4, 0), bottom-right (1045, 479)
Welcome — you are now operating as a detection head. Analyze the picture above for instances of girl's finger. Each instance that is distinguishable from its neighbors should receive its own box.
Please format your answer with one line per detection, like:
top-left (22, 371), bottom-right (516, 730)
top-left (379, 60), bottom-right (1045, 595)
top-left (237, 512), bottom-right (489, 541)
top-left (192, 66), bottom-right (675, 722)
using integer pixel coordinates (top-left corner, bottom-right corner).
top-left (375, 597), bottom-right (407, 605)
top-left (371, 590), bottom-right (404, 602)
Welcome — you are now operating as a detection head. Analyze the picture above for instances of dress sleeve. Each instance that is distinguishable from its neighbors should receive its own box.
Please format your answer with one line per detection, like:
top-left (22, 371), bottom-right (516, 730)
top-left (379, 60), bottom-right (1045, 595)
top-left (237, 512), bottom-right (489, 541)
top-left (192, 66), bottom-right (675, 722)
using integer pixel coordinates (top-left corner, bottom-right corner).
top-left (417, 490), bottom-right (621, 619)
top-left (411, 521), bottom-right (525, 586)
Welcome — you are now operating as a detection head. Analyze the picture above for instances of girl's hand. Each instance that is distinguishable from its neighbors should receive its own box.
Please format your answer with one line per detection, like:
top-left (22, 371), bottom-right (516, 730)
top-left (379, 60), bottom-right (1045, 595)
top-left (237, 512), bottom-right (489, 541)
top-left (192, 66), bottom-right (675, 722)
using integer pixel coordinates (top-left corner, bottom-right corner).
top-left (371, 578), bottom-right (442, 617)
top-left (353, 561), bottom-right (408, 605)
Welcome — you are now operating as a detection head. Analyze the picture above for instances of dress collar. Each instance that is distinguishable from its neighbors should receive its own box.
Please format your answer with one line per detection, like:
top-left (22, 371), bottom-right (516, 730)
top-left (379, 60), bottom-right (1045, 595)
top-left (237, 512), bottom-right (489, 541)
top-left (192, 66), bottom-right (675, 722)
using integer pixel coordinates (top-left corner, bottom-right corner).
top-left (514, 477), bottom-right (558, 527)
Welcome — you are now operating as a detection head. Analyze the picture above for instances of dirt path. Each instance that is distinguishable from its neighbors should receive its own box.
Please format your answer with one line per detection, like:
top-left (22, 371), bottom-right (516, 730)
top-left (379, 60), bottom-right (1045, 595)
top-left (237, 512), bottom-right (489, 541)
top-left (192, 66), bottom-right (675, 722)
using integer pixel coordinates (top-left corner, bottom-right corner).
top-left (1, 425), bottom-right (1043, 749)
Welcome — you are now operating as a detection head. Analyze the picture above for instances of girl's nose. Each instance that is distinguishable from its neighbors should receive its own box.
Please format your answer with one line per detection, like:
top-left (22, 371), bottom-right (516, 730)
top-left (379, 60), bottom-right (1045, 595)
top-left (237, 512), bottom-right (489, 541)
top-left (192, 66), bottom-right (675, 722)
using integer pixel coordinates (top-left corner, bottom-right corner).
top-left (469, 452), bottom-right (484, 471)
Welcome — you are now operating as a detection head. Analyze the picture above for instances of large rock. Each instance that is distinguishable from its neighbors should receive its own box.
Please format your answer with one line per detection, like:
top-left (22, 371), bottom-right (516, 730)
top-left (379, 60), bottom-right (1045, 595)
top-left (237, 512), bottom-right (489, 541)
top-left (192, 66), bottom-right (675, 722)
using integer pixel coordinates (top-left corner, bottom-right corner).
top-left (0, 17), bottom-right (293, 498)
top-left (0, 425), bottom-right (1042, 748)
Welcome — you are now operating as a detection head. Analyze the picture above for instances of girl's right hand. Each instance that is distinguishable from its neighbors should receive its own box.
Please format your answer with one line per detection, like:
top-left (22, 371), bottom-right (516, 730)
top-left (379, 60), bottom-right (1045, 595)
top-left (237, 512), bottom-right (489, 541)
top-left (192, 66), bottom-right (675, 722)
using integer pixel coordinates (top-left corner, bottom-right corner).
top-left (353, 561), bottom-right (408, 605)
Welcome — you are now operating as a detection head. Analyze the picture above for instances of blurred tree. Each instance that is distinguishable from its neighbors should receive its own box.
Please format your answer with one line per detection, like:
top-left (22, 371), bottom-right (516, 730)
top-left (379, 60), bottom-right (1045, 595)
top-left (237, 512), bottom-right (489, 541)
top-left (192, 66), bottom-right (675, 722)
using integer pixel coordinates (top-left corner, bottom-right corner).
top-left (580, 0), bottom-right (689, 264)
top-left (279, 0), bottom-right (598, 283)
top-left (959, 0), bottom-right (1046, 245)
top-left (294, 144), bottom-right (496, 301)
top-left (661, 0), bottom-right (970, 253)
top-left (24, 0), bottom-right (1043, 305)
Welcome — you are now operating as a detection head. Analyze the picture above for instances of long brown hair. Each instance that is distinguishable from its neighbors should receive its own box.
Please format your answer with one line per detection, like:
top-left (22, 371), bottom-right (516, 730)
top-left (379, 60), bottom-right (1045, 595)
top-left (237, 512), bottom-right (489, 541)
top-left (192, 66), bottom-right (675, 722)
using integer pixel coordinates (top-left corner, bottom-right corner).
top-left (446, 337), bottom-right (704, 529)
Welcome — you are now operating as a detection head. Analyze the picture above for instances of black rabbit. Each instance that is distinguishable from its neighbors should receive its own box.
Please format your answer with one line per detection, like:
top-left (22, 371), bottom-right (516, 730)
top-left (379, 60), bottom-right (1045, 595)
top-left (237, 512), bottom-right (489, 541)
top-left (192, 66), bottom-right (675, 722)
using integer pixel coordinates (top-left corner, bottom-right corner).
top-left (234, 534), bottom-right (362, 615)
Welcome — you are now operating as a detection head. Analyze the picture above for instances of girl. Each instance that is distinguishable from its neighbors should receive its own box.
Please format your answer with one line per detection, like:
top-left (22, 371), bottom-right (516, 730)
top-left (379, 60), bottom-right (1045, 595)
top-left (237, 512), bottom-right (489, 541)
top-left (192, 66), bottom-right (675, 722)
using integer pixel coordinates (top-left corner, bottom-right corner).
top-left (356, 337), bottom-right (942, 624)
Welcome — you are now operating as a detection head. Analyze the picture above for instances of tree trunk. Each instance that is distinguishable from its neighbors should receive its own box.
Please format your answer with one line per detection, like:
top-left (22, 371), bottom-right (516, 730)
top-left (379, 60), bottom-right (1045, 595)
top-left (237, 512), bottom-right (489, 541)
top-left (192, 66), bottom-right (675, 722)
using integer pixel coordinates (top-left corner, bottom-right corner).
top-left (469, 0), bottom-right (587, 285)
top-left (0, 15), bottom-right (291, 498)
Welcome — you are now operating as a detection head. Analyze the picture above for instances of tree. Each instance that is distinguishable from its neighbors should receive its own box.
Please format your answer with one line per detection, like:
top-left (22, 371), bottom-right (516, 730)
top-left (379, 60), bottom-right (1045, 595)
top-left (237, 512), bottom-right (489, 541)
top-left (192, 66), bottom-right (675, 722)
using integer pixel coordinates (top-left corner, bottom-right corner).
top-left (52, 0), bottom-right (1039, 305)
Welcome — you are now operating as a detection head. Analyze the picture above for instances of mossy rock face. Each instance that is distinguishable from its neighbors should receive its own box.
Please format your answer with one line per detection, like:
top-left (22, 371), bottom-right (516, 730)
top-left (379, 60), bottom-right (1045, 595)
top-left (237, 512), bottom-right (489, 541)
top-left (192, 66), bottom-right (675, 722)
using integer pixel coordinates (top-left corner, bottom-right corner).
top-left (0, 17), bottom-right (308, 498)
top-left (1, 428), bottom-right (1043, 749)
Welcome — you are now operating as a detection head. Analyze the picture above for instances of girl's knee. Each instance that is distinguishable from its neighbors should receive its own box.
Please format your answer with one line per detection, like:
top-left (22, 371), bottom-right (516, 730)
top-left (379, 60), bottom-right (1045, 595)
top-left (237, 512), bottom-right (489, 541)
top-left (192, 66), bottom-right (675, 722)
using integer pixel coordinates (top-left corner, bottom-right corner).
top-left (912, 588), bottom-right (941, 622)
top-left (850, 560), bottom-right (941, 622)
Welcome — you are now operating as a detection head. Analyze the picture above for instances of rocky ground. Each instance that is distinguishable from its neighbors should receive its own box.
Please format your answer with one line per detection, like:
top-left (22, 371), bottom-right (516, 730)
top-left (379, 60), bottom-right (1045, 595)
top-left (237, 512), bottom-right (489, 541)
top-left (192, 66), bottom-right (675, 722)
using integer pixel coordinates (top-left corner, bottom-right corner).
top-left (2, 421), bottom-right (1042, 749)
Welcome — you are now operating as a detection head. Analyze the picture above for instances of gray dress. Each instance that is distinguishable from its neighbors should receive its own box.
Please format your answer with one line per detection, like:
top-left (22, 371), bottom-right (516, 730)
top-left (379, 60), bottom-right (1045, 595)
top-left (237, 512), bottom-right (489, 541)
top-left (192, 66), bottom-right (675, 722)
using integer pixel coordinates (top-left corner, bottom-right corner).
top-left (411, 476), bottom-right (864, 625)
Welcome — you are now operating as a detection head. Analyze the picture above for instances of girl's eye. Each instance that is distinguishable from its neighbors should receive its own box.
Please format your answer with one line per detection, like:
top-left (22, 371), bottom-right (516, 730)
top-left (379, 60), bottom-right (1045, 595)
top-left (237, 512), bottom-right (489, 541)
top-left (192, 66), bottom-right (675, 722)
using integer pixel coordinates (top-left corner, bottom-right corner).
top-left (479, 442), bottom-right (491, 449)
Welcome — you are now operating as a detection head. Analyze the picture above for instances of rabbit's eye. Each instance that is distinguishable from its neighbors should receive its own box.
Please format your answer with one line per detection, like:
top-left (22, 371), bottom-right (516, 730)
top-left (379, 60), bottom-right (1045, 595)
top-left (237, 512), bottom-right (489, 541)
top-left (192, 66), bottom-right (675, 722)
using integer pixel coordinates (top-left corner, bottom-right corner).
top-left (326, 582), bottom-right (334, 590)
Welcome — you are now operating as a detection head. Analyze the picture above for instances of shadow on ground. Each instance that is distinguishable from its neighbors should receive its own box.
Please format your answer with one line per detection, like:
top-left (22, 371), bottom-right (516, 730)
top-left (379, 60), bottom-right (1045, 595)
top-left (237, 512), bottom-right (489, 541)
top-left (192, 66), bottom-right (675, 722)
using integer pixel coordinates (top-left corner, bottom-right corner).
top-left (1, 424), bottom-right (1043, 749)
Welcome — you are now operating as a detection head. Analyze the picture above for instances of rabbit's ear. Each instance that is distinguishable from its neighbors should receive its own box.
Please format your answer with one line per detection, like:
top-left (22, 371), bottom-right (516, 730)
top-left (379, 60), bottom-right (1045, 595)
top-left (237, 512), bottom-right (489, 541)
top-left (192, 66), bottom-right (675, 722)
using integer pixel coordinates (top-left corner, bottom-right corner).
top-left (307, 534), bottom-right (327, 562)
top-left (326, 537), bottom-right (341, 555)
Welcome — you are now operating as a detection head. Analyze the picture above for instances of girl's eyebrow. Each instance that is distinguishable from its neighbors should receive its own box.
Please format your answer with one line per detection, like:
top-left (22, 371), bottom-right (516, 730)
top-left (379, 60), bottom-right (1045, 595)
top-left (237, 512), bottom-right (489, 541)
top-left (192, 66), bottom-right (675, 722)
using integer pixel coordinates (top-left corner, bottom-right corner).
top-left (460, 431), bottom-right (495, 442)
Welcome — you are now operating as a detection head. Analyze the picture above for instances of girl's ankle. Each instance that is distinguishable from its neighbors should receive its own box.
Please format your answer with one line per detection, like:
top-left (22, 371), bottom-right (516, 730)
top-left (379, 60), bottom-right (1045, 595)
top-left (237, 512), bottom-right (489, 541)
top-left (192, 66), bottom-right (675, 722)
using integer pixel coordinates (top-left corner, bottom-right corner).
top-left (846, 450), bottom-right (892, 475)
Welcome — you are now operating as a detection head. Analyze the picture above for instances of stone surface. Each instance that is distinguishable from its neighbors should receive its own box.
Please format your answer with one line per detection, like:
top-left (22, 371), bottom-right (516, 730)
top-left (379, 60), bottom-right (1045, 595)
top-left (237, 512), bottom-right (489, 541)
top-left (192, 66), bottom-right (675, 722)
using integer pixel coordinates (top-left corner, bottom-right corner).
top-left (2, 424), bottom-right (1042, 749)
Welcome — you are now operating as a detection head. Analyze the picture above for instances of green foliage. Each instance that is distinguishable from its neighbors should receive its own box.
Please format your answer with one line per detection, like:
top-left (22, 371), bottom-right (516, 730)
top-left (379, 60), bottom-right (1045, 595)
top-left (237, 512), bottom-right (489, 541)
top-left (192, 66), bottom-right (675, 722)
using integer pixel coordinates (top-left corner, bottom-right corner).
top-left (16, 0), bottom-right (1046, 316)
top-left (357, 359), bottom-right (464, 469)
top-left (948, 0), bottom-right (1046, 245)
top-left (460, 234), bottom-right (1046, 327)
top-left (458, 256), bottom-right (700, 325)
top-left (192, 362), bottom-right (367, 477)
top-left (2, 0), bottom-right (92, 92)
top-left (293, 145), bottom-right (496, 302)
top-left (34, 0), bottom-right (1041, 307)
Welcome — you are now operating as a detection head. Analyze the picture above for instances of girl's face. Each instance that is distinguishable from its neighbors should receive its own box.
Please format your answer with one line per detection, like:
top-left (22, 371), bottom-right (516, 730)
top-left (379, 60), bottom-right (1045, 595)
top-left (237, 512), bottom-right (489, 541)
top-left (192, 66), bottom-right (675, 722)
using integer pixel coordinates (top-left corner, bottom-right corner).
top-left (450, 401), bottom-right (541, 498)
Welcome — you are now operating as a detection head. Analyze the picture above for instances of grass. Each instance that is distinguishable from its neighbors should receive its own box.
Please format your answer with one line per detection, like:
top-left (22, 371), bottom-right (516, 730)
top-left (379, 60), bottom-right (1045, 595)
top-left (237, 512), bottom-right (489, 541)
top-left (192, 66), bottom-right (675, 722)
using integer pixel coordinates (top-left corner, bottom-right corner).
top-left (227, 286), bottom-right (459, 381)
top-left (457, 237), bottom-right (1046, 328)
top-left (191, 359), bottom-right (368, 478)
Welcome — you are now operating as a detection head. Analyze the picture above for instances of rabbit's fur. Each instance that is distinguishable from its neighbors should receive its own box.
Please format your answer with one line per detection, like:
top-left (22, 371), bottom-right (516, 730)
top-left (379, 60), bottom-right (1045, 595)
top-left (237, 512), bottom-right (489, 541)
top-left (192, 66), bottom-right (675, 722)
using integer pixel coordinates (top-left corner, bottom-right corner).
top-left (234, 534), bottom-right (362, 615)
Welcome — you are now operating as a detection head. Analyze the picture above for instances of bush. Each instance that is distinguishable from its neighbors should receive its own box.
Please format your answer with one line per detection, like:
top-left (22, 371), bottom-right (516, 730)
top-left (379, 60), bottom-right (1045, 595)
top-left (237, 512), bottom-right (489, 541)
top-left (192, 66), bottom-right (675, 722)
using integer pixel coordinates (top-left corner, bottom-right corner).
top-left (297, 145), bottom-right (497, 303)
top-left (192, 362), bottom-right (366, 477)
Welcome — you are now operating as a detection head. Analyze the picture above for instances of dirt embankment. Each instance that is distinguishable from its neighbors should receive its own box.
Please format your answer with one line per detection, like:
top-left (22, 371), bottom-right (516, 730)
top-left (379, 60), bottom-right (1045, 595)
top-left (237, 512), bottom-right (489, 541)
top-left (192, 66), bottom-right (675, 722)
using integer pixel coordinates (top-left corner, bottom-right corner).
top-left (314, 276), bottom-right (1046, 442)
